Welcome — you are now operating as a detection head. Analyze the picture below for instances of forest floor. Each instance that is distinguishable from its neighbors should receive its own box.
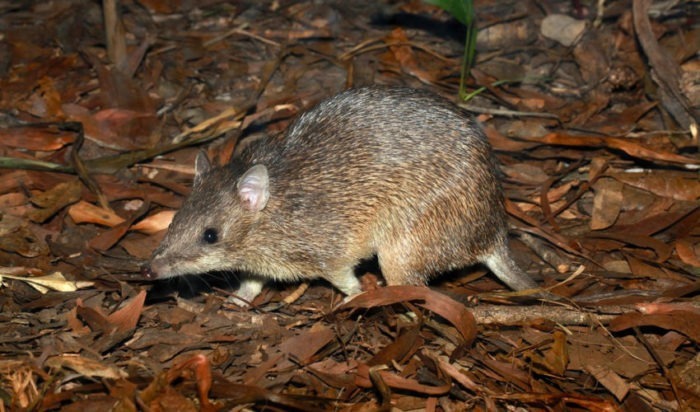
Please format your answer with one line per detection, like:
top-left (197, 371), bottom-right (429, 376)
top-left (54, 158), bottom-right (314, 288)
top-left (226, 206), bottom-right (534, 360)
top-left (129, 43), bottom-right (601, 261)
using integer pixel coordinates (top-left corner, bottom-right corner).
top-left (0, 0), bottom-right (699, 411)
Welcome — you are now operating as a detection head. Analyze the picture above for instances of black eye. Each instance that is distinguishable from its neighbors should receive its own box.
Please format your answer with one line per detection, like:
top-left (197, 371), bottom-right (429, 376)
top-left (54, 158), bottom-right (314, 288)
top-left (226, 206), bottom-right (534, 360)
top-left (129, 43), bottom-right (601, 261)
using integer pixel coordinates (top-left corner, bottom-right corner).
top-left (203, 228), bottom-right (218, 244)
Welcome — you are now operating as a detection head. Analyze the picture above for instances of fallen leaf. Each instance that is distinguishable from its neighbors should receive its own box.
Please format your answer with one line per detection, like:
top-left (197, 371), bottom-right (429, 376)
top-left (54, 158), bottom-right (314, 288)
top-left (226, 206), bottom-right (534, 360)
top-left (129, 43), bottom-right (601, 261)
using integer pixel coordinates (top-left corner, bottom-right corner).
top-left (520, 132), bottom-right (699, 166)
top-left (541, 14), bottom-right (586, 47)
top-left (386, 28), bottom-right (437, 84)
top-left (130, 210), bottom-right (175, 234)
top-left (584, 365), bottom-right (630, 402)
top-left (0, 126), bottom-right (75, 151)
top-left (609, 310), bottom-right (700, 343)
top-left (354, 362), bottom-right (451, 395)
top-left (107, 290), bottom-right (147, 333)
top-left (676, 238), bottom-right (700, 267)
top-left (338, 285), bottom-right (477, 344)
top-left (45, 354), bottom-right (127, 379)
top-left (610, 170), bottom-right (700, 201)
top-left (68, 200), bottom-right (125, 227)
top-left (0, 272), bottom-right (94, 294)
top-left (27, 179), bottom-right (82, 223)
top-left (591, 178), bottom-right (623, 230)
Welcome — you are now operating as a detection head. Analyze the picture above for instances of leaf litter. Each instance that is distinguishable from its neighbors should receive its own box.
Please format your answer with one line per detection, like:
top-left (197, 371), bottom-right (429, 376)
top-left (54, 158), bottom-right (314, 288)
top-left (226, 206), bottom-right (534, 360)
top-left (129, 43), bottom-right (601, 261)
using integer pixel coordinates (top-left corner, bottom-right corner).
top-left (0, 0), bottom-right (698, 411)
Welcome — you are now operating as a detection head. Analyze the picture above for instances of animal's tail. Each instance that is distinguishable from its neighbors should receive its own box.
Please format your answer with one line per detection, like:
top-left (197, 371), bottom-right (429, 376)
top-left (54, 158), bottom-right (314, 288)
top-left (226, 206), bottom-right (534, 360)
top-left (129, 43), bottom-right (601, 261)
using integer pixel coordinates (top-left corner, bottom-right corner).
top-left (483, 243), bottom-right (539, 291)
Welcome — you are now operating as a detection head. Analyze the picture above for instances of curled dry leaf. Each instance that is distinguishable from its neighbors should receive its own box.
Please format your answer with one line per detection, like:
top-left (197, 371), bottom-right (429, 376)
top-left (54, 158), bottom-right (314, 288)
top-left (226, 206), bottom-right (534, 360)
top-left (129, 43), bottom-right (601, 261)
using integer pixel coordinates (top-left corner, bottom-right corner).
top-left (75, 290), bottom-right (146, 334)
top-left (141, 354), bottom-right (216, 412)
top-left (675, 238), bottom-right (700, 267)
top-left (355, 362), bottom-right (452, 395)
top-left (107, 290), bottom-right (147, 333)
top-left (0, 272), bottom-right (94, 294)
top-left (338, 285), bottom-right (477, 344)
top-left (366, 324), bottom-right (422, 367)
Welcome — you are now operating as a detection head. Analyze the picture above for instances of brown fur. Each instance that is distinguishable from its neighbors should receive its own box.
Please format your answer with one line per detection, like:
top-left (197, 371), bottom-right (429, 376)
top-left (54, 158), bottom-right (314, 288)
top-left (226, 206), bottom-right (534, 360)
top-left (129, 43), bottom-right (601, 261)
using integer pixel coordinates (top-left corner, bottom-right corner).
top-left (147, 86), bottom-right (538, 302)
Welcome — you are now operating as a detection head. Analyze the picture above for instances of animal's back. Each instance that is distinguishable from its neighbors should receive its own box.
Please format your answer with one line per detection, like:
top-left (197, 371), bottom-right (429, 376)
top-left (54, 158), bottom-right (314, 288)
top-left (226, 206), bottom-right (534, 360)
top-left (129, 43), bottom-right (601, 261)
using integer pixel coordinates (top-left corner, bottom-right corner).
top-left (242, 86), bottom-right (508, 284)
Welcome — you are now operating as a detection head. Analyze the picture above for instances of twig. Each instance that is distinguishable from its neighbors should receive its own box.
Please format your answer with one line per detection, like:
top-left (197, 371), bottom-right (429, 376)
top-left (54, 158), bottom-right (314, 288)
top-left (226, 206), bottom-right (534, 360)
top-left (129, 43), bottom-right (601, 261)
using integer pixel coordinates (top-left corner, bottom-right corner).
top-left (470, 303), bottom-right (630, 326)
top-left (67, 123), bottom-right (110, 211)
top-left (102, 0), bottom-right (128, 72)
top-left (203, 24), bottom-right (281, 48)
top-left (459, 103), bottom-right (560, 120)
top-left (339, 39), bottom-right (455, 63)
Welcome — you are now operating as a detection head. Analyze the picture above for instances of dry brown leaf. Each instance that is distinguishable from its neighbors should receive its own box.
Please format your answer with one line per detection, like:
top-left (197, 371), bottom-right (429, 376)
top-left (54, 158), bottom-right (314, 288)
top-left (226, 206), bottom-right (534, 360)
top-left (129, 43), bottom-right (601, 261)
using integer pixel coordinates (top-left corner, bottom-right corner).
top-left (107, 290), bottom-right (147, 333)
top-left (437, 359), bottom-right (480, 392)
top-left (0, 126), bottom-right (75, 151)
top-left (615, 205), bottom-right (698, 237)
top-left (589, 232), bottom-right (673, 263)
top-left (625, 255), bottom-right (675, 281)
top-left (609, 310), bottom-right (700, 343)
top-left (585, 365), bottom-right (630, 402)
top-left (88, 221), bottom-right (130, 251)
top-left (354, 363), bottom-right (451, 395)
top-left (675, 237), bottom-right (700, 267)
top-left (610, 171), bottom-right (700, 201)
top-left (591, 178), bottom-right (624, 230)
top-left (92, 108), bottom-right (160, 149)
top-left (367, 325), bottom-right (422, 367)
top-left (27, 179), bottom-right (82, 223)
top-left (75, 290), bottom-right (146, 336)
top-left (140, 354), bottom-right (215, 412)
top-left (0, 272), bottom-right (94, 294)
top-left (472, 69), bottom-right (567, 111)
top-left (130, 210), bottom-right (175, 234)
top-left (544, 330), bottom-right (569, 375)
top-left (277, 324), bottom-right (335, 364)
top-left (521, 132), bottom-right (699, 166)
top-left (120, 231), bottom-right (164, 259)
top-left (633, 0), bottom-right (696, 130)
top-left (339, 286), bottom-right (477, 344)
top-left (502, 163), bottom-right (549, 185)
top-left (386, 28), bottom-right (437, 84)
top-left (45, 354), bottom-right (127, 379)
top-left (0, 214), bottom-right (49, 257)
top-left (483, 124), bottom-right (540, 152)
top-left (68, 200), bottom-right (125, 226)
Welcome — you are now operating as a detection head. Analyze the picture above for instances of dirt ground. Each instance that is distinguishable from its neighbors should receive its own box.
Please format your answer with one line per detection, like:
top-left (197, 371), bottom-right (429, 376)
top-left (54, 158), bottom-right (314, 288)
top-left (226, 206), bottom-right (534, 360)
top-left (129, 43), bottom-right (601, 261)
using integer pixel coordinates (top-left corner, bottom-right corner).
top-left (0, 0), bottom-right (699, 411)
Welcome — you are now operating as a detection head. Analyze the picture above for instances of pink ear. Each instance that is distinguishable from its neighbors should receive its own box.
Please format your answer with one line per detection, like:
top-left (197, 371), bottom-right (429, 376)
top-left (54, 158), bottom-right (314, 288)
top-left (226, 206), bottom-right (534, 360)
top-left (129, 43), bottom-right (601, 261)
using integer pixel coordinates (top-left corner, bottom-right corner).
top-left (194, 151), bottom-right (211, 187)
top-left (238, 165), bottom-right (270, 211)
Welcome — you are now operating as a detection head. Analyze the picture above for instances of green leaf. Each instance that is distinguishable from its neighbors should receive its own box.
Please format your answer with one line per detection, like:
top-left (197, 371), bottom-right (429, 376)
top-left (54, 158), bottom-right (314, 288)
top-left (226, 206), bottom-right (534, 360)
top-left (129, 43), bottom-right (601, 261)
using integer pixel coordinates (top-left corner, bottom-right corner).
top-left (424, 0), bottom-right (477, 100)
top-left (424, 0), bottom-right (471, 26)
